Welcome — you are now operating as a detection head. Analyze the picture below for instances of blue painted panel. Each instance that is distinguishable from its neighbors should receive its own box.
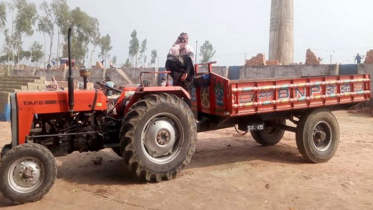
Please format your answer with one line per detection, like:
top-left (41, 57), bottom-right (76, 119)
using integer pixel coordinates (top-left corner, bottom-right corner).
top-left (0, 103), bottom-right (10, 122)
top-left (339, 64), bottom-right (358, 75)
top-left (228, 66), bottom-right (241, 80)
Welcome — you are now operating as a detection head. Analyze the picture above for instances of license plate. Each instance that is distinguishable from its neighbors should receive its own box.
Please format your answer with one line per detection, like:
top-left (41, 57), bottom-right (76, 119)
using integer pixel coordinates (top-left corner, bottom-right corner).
top-left (247, 124), bottom-right (264, 131)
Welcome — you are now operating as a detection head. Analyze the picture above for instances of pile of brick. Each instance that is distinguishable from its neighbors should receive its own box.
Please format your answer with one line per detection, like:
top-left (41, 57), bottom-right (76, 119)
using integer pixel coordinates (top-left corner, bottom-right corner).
top-left (246, 54), bottom-right (266, 66)
top-left (305, 49), bottom-right (320, 65)
top-left (0, 76), bottom-right (46, 92)
top-left (245, 54), bottom-right (281, 66)
top-left (365, 50), bottom-right (373, 64)
top-left (266, 60), bottom-right (281, 66)
top-left (0, 76), bottom-right (47, 121)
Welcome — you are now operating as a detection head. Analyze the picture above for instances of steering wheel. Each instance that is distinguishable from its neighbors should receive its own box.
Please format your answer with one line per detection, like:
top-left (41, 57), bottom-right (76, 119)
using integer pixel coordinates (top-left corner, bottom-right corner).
top-left (96, 82), bottom-right (122, 95)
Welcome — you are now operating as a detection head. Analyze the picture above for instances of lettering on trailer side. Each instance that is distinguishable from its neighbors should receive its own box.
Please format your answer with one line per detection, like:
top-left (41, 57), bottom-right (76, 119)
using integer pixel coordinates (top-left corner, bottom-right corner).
top-left (326, 85), bottom-right (336, 95)
top-left (278, 88), bottom-right (289, 99)
top-left (340, 84), bottom-right (351, 93)
top-left (311, 86), bottom-right (321, 96)
top-left (295, 87), bottom-right (306, 98)
top-left (258, 91), bottom-right (274, 100)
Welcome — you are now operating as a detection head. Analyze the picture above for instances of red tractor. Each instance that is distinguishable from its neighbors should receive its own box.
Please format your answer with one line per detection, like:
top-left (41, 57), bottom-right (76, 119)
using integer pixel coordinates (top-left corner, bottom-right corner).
top-left (0, 28), bottom-right (371, 204)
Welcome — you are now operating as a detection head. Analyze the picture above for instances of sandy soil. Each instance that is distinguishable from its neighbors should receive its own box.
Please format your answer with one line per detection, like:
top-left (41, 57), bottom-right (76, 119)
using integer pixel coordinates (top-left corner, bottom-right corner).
top-left (0, 111), bottom-right (372, 210)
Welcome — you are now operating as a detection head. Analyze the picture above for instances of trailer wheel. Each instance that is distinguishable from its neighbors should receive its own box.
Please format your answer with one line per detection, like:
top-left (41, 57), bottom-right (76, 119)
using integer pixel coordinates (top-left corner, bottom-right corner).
top-left (120, 93), bottom-right (197, 182)
top-left (0, 143), bottom-right (57, 204)
top-left (296, 108), bottom-right (340, 163)
top-left (250, 119), bottom-right (286, 146)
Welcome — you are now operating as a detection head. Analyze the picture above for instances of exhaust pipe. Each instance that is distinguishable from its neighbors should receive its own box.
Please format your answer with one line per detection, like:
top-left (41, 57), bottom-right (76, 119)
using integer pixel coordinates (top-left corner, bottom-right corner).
top-left (67, 28), bottom-right (74, 112)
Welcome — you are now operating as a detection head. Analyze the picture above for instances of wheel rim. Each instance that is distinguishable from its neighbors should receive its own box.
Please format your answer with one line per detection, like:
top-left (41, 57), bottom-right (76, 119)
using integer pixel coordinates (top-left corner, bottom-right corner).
top-left (312, 121), bottom-right (332, 152)
top-left (263, 126), bottom-right (277, 135)
top-left (263, 120), bottom-right (282, 136)
top-left (141, 112), bottom-right (183, 164)
top-left (8, 156), bottom-right (45, 194)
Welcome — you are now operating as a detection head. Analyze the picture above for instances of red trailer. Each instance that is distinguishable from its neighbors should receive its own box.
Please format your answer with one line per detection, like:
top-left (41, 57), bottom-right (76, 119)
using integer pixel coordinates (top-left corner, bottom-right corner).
top-left (191, 62), bottom-right (370, 163)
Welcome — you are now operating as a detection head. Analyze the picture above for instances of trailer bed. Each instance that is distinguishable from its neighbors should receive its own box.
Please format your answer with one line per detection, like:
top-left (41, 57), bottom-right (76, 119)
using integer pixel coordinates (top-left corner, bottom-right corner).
top-left (191, 70), bottom-right (370, 117)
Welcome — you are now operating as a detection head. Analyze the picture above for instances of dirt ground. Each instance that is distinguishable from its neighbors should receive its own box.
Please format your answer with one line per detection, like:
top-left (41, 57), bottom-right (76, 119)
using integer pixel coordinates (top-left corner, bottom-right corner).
top-left (0, 111), bottom-right (372, 210)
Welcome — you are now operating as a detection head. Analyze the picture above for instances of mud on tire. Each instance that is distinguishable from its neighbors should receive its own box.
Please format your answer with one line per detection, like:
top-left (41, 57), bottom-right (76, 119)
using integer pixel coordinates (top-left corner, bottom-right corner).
top-left (119, 93), bottom-right (197, 182)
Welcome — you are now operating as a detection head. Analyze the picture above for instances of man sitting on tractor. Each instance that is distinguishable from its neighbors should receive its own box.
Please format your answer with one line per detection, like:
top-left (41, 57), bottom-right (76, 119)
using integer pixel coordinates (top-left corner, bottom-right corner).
top-left (105, 77), bottom-right (115, 96)
top-left (165, 32), bottom-right (195, 93)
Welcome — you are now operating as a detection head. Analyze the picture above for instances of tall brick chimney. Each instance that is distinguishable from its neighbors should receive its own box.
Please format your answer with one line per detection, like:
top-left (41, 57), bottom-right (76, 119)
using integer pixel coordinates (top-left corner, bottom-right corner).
top-left (269, 0), bottom-right (294, 65)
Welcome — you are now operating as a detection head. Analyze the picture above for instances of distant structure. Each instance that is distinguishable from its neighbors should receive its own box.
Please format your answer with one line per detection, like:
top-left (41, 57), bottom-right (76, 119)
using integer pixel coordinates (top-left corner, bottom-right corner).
top-left (269, 0), bottom-right (294, 65)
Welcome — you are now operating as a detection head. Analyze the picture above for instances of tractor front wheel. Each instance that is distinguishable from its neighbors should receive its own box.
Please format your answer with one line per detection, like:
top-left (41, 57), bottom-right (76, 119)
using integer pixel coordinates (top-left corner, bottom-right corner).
top-left (120, 93), bottom-right (197, 182)
top-left (0, 143), bottom-right (57, 204)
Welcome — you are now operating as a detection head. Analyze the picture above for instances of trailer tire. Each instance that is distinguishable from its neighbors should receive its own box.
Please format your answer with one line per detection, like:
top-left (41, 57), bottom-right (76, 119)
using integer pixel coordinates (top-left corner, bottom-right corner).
top-left (250, 119), bottom-right (286, 146)
top-left (0, 143), bottom-right (57, 204)
top-left (296, 108), bottom-right (340, 163)
top-left (120, 93), bottom-right (197, 182)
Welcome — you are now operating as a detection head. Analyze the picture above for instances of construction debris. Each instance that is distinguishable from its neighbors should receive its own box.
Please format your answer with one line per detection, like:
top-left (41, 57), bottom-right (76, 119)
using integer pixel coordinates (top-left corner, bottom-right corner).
top-left (246, 54), bottom-right (266, 66)
top-left (365, 50), bottom-right (373, 64)
top-left (305, 49), bottom-right (321, 65)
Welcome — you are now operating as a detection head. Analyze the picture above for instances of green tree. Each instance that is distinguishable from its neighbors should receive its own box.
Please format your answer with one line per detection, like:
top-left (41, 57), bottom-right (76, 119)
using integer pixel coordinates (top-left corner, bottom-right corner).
top-left (7, 0), bottom-right (37, 69)
top-left (88, 19), bottom-right (100, 68)
top-left (112, 55), bottom-right (117, 65)
top-left (0, 2), bottom-right (6, 30)
top-left (0, 55), bottom-right (9, 64)
top-left (128, 30), bottom-right (139, 67)
top-left (52, 0), bottom-right (71, 60)
top-left (62, 7), bottom-right (99, 66)
top-left (150, 49), bottom-right (157, 66)
top-left (14, 0), bottom-right (37, 36)
top-left (38, 1), bottom-right (57, 66)
top-left (18, 50), bottom-right (31, 64)
top-left (30, 41), bottom-right (44, 66)
top-left (99, 34), bottom-right (112, 68)
top-left (143, 55), bottom-right (147, 67)
top-left (139, 39), bottom-right (147, 67)
top-left (122, 58), bottom-right (132, 68)
top-left (199, 41), bottom-right (216, 63)
top-left (2, 29), bottom-right (12, 65)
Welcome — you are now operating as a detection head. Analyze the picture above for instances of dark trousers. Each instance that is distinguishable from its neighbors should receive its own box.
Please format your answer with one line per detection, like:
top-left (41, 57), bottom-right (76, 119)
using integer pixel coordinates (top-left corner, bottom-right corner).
top-left (165, 56), bottom-right (194, 94)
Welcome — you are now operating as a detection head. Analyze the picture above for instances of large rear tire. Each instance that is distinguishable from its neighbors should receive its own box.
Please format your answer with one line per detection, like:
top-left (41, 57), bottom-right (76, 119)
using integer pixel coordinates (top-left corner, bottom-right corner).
top-left (0, 143), bottom-right (57, 204)
top-left (120, 93), bottom-right (197, 182)
top-left (250, 119), bottom-right (286, 146)
top-left (296, 108), bottom-right (340, 163)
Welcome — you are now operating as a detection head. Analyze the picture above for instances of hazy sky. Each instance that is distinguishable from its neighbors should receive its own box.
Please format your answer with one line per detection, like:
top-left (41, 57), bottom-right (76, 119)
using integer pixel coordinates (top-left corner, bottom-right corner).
top-left (2, 0), bottom-right (373, 67)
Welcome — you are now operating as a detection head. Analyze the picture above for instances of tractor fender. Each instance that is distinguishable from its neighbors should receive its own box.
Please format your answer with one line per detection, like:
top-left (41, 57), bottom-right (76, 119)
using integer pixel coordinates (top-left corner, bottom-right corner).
top-left (124, 86), bottom-right (191, 114)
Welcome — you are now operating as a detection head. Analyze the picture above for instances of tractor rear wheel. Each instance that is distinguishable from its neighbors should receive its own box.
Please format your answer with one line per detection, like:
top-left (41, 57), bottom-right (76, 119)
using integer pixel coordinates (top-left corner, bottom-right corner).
top-left (250, 119), bottom-right (286, 146)
top-left (0, 143), bottom-right (57, 204)
top-left (120, 93), bottom-right (197, 182)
